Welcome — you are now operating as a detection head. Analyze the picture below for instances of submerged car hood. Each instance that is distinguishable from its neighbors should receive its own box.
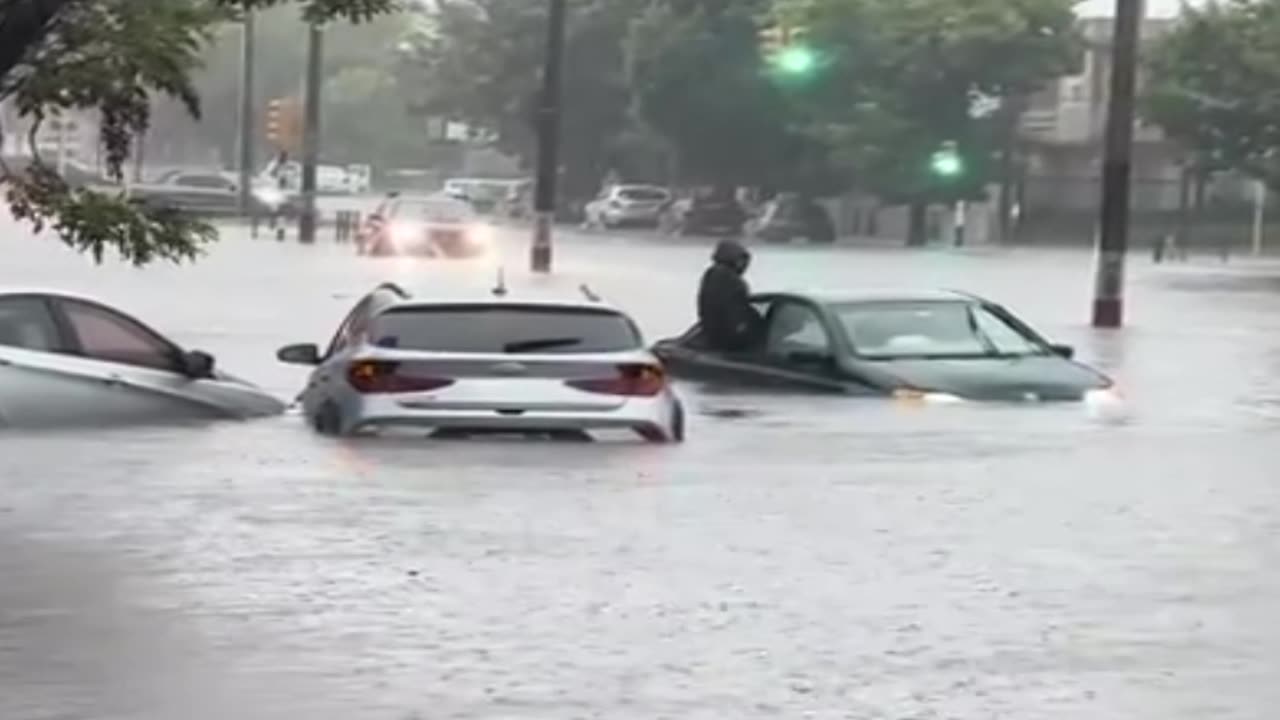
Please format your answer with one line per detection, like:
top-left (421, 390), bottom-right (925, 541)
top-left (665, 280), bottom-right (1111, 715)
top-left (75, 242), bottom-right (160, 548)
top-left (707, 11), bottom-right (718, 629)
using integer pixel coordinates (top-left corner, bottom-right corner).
top-left (860, 355), bottom-right (1111, 401)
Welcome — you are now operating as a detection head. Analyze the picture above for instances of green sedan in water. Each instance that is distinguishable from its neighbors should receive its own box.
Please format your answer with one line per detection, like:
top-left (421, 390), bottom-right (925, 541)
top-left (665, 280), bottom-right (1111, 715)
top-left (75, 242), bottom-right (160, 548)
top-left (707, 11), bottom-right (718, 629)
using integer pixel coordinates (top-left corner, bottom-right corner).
top-left (653, 290), bottom-right (1116, 402)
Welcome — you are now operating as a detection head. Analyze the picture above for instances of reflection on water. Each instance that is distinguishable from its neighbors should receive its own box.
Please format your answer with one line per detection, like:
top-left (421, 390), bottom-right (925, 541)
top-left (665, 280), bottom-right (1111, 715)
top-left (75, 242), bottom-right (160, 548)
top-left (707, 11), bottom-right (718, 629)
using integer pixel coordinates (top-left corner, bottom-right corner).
top-left (2, 222), bottom-right (1279, 719)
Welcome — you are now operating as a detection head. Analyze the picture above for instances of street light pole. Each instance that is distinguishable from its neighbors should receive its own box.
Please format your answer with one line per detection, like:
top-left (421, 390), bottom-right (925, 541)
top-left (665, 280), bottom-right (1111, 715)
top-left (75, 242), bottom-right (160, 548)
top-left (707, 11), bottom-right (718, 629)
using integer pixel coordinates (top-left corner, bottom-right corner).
top-left (298, 22), bottom-right (324, 244)
top-left (236, 10), bottom-right (256, 216)
top-left (531, 0), bottom-right (567, 273)
top-left (1091, 0), bottom-right (1143, 328)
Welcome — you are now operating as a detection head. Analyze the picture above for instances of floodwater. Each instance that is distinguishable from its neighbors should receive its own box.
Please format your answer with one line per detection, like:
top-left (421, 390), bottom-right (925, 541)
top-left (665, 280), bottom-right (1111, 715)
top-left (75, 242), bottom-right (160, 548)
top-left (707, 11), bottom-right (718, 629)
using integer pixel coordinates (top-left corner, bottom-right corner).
top-left (2, 219), bottom-right (1279, 720)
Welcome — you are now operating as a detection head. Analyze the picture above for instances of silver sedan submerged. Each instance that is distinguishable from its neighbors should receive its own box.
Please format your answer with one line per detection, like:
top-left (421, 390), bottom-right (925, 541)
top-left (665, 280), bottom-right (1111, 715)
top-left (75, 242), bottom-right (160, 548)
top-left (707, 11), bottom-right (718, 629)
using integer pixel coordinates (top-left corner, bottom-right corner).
top-left (0, 291), bottom-right (285, 430)
top-left (277, 284), bottom-right (685, 442)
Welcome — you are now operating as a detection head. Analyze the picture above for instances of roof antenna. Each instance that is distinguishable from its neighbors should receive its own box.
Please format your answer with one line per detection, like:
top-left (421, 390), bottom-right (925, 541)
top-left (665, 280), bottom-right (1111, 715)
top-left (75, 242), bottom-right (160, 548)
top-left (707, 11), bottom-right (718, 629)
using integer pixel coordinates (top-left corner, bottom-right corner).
top-left (492, 266), bottom-right (508, 297)
top-left (579, 283), bottom-right (601, 302)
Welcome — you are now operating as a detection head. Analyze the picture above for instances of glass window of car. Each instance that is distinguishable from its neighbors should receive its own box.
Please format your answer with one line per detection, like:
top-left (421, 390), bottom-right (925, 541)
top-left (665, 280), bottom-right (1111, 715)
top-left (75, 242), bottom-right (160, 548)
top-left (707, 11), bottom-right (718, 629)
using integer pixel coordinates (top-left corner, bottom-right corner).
top-left (765, 302), bottom-right (831, 357)
top-left (62, 300), bottom-right (181, 371)
top-left (617, 187), bottom-right (669, 202)
top-left (368, 305), bottom-right (641, 354)
top-left (325, 297), bottom-right (376, 358)
top-left (0, 297), bottom-right (63, 352)
top-left (836, 301), bottom-right (1045, 359)
top-left (972, 305), bottom-right (1045, 356)
top-left (394, 198), bottom-right (472, 224)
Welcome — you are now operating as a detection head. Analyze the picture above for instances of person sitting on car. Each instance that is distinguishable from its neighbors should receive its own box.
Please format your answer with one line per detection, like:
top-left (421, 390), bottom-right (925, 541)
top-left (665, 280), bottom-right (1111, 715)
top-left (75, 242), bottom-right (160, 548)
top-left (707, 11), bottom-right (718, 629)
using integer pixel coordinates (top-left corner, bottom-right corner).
top-left (698, 240), bottom-right (764, 352)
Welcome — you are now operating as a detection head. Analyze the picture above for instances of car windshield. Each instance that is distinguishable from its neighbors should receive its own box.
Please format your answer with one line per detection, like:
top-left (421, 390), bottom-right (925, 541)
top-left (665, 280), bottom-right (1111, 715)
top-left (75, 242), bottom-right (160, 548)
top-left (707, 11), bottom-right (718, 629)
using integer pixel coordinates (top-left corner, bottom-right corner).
top-left (618, 188), bottom-right (667, 202)
top-left (394, 199), bottom-right (471, 224)
top-left (835, 301), bottom-right (1049, 360)
top-left (367, 305), bottom-right (641, 354)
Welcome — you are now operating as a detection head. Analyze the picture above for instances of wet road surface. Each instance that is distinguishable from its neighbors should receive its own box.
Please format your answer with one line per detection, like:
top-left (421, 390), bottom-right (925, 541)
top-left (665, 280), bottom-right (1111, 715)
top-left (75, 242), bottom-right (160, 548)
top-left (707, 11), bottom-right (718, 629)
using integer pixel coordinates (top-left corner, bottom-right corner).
top-left (2, 219), bottom-right (1279, 719)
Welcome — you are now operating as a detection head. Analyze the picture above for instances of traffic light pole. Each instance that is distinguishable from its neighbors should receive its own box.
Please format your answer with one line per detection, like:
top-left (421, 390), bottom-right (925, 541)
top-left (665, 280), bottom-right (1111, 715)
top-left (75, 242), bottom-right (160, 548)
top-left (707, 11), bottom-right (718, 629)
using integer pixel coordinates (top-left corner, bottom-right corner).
top-left (236, 10), bottom-right (256, 216)
top-left (298, 23), bottom-right (323, 244)
top-left (531, 0), bottom-right (567, 273)
top-left (1091, 0), bottom-right (1142, 328)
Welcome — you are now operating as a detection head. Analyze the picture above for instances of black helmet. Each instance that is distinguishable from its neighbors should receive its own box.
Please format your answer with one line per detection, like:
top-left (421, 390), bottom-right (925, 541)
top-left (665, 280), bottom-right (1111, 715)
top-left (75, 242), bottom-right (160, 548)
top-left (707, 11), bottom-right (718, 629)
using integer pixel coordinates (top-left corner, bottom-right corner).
top-left (712, 239), bottom-right (751, 273)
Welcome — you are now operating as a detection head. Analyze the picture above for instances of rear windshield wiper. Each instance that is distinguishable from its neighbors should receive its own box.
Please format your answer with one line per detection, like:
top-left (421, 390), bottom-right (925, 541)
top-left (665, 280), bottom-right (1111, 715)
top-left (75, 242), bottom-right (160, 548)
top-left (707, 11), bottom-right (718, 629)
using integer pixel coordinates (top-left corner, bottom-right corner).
top-left (503, 337), bottom-right (583, 353)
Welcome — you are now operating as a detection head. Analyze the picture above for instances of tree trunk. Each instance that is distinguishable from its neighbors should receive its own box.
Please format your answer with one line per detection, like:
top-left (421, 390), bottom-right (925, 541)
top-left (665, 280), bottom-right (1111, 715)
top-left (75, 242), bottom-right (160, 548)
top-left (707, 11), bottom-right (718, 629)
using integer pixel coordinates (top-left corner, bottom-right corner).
top-left (996, 96), bottom-right (1026, 244)
top-left (1175, 165), bottom-right (1192, 251)
top-left (907, 201), bottom-right (928, 247)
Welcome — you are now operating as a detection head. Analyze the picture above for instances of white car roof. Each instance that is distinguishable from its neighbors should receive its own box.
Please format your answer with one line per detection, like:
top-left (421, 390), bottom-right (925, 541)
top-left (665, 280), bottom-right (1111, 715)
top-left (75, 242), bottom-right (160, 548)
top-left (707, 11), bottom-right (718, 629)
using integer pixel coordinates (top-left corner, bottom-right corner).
top-left (365, 280), bottom-right (627, 316)
top-left (781, 288), bottom-right (980, 305)
top-left (387, 296), bottom-right (626, 314)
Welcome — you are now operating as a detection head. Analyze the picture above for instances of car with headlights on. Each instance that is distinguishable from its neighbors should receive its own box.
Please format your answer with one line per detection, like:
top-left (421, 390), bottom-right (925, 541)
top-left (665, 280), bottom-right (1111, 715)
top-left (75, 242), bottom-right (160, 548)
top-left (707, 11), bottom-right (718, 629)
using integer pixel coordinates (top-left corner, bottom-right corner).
top-left (276, 283), bottom-right (686, 442)
top-left (653, 289), bottom-right (1115, 403)
top-left (357, 193), bottom-right (491, 259)
top-left (0, 290), bottom-right (285, 429)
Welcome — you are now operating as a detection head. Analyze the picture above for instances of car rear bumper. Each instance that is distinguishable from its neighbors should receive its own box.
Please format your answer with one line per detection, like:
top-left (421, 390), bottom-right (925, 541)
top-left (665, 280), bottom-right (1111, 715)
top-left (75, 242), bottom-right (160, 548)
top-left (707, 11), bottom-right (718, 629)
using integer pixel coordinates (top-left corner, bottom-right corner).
top-left (339, 394), bottom-right (680, 435)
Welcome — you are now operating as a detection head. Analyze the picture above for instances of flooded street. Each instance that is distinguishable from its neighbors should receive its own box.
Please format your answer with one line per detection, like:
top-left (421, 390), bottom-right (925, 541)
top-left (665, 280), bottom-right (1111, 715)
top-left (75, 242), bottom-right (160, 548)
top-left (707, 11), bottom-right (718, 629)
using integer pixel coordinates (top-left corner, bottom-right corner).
top-left (2, 221), bottom-right (1279, 719)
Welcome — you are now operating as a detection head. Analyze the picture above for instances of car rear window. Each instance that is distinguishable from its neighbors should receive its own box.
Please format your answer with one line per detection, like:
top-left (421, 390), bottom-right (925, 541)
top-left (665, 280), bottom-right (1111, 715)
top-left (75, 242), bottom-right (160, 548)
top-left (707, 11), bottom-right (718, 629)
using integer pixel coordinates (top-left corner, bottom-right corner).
top-left (395, 199), bottom-right (472, 223)
top-left (368, 305), bottom-right (642, 354)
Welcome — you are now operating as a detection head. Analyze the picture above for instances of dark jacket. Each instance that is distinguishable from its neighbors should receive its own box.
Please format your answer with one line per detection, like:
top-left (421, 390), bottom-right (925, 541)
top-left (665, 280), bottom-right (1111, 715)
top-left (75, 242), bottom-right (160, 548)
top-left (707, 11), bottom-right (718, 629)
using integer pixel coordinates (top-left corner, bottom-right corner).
top-left (697, 262), bottom-right (760, 351)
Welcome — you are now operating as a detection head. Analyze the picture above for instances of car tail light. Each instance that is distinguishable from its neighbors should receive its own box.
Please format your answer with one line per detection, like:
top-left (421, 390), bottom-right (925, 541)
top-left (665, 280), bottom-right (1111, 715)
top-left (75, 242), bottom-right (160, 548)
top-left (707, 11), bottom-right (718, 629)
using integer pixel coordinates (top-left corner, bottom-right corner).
top-left (567, 364), bottom-right (667, 397)
top-left (347, 360), bottom-right (455, 394)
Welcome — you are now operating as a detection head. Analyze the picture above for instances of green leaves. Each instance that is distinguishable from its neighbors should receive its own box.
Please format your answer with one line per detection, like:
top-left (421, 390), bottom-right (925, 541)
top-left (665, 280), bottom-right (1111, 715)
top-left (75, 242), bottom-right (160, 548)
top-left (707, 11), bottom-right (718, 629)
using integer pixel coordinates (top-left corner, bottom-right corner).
top-left (1143, 0), bottom-right (1280, 186)
top-left (3, 163), bottom-right (214, 265)
top-left (780, 0), bottom-right (1079, 202)
top-left (0, 0), bottom-right (394, 266)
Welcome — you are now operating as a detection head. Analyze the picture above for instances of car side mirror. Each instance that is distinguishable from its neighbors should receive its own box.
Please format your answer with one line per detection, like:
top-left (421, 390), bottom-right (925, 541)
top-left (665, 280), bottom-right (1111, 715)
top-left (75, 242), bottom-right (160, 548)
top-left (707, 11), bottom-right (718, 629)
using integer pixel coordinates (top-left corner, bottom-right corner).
top-left (182, 350), bottom-right (216, 379)
top-left (1050, 343), bottom-right (1075, 360)
top-left (277, 343), bottom-right (321, 366)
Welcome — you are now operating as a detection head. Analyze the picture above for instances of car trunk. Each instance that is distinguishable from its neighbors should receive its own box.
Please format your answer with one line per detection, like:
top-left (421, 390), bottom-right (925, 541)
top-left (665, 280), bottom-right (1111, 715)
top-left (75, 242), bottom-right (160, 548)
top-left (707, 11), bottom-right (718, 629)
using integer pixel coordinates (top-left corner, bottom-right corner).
top-left (380, 356), bottom-right (629, 412)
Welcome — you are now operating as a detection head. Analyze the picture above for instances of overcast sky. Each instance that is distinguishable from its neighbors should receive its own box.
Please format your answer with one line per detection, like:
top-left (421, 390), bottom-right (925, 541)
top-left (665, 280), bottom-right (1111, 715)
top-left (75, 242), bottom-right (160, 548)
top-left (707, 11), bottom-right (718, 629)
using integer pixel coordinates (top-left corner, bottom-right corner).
top-left (1076, 0), bottom-right (1202, 17)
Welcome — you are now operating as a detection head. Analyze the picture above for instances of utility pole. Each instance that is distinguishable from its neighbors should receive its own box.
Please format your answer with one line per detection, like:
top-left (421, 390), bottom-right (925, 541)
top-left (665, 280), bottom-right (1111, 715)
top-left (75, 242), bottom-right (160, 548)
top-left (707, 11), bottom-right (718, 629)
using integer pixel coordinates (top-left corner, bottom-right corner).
top-left (298, 22), bottom-right (324, 244)
top-left (1252, 179), bottom-right (1267, 257)
top-left (1091, 0), bottom-right (1143, 328)
top-left (531, 0), bottom-right (567, 273)
top-left (236, 10), bottom-right (256, 216)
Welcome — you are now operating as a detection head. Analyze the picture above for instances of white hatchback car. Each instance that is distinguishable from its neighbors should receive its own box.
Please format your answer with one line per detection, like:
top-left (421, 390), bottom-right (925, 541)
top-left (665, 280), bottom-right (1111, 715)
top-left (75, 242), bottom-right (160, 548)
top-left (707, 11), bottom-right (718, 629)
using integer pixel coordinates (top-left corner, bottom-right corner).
top-left (584, 185), bottom-right (672, 229)
top-left (276, 283), bottom-right (686, 442)
top-left (0, 290), bottom-right (285, 429)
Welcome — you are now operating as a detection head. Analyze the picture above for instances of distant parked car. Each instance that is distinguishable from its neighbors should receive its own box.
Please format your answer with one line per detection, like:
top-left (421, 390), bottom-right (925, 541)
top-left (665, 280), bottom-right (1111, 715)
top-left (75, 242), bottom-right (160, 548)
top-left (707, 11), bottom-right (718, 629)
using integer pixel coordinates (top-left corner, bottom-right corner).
top-left (0, 290), bottom-right (284, 429)
top-left (660, 187), bottom-right (748, 237)
top-left (752, 193), bottom-right (836, 244)
top-left (583, 185), bottom-right (672, 229)
top-left (128, 171), bottom-right (280, 216)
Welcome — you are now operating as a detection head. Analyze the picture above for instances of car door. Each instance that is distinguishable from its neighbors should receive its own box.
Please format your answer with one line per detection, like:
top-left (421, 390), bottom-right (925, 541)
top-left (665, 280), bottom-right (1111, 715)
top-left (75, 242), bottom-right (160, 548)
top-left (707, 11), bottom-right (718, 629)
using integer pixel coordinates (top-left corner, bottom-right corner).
top-left (0, 295), bottom-right (94, 427)
top-left (759, 300), bottom-right (847, 390)
top-left (50, 298), bottom-right (247, 422)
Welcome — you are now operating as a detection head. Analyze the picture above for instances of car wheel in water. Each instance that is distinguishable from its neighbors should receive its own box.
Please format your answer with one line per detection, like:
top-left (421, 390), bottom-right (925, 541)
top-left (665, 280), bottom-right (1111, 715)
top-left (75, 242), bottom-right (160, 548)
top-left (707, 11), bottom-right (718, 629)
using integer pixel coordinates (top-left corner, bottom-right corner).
top-left (635, 403), bottom-right (685, 444)
top-left (313, 402), bottom-right (345, 436)
top-left (669, 401), bottom-right (686, 443)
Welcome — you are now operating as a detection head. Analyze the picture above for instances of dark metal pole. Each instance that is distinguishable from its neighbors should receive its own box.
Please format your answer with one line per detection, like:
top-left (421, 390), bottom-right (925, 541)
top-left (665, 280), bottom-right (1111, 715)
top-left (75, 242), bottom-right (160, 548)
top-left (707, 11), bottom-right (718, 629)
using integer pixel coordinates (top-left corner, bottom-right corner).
top-left (236, 10), bottom-right (256, 216)
top-left (531, 0), bottom-right (567, 273)
top-left (1091, 0), bottom-right (1142, 328)
top-left (298, 23), bottom-right (323, 244)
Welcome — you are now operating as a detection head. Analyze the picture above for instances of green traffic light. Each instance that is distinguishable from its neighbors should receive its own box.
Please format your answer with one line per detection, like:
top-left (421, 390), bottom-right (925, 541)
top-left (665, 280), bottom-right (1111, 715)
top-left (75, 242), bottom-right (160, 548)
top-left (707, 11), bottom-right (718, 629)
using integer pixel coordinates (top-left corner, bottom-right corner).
top-left (775, 45), bottom-right (817, 75)
top-left (930, 148), bottom-right (964, 178)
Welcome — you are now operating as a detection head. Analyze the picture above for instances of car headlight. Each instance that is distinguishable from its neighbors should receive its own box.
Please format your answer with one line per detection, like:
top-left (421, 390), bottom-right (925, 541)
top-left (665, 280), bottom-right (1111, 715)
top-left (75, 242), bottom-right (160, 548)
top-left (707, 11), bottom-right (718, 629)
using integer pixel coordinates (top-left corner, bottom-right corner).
top-left (465, 223), bottom-right (494, 247)
top-left (253, 187), bottom-right (285, 207)
top-left (1084, 387), bottom-right (1124, 406)
top-left (389, 223), bottom-right (419, 245)
top-left (892, 388), bottom-right (965, 405)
